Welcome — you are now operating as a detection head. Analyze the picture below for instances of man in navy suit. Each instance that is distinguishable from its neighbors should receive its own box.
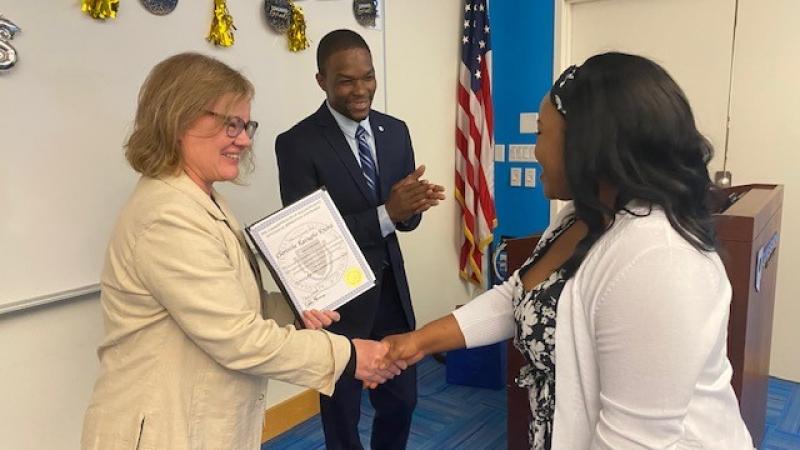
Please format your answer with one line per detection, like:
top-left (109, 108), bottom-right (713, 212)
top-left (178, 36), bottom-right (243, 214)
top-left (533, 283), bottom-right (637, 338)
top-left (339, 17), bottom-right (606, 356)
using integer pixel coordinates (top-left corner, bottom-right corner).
top-left (275, 29), bottom-right (445, 450)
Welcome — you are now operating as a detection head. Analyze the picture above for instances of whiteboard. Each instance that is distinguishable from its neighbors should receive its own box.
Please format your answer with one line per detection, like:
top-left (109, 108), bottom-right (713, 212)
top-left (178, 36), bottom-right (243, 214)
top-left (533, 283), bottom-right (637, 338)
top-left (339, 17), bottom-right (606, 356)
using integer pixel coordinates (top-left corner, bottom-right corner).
top-left (0, 1), bottom-right (386, 313)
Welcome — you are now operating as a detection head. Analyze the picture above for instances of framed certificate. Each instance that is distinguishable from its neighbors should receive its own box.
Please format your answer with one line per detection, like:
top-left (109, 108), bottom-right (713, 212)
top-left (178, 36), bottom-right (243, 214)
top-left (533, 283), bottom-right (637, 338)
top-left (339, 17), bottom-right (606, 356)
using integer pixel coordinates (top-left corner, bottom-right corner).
top-left (246, 189), bottom-right (376, 321)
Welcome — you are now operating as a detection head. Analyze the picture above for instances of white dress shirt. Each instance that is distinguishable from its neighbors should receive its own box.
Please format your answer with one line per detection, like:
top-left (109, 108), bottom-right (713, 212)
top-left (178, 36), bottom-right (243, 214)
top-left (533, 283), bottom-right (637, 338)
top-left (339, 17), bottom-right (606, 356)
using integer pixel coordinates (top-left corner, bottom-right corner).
top-left (326, 101), bottom-right (395, 237)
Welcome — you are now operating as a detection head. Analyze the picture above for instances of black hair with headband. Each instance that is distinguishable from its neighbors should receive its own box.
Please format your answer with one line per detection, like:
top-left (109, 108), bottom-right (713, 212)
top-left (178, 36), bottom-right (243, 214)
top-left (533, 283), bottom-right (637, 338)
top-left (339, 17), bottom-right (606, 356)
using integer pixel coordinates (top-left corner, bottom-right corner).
top-left (549, 64), bottom-right (579, 116)
top-left (549, 53), bottom-right (717, 278)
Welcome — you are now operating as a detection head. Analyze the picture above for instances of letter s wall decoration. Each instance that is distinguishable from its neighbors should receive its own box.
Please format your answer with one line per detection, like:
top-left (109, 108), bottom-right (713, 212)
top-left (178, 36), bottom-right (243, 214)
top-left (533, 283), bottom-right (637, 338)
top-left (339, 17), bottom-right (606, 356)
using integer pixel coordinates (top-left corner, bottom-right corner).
top-left (0, 14), bottom-right (21, 71)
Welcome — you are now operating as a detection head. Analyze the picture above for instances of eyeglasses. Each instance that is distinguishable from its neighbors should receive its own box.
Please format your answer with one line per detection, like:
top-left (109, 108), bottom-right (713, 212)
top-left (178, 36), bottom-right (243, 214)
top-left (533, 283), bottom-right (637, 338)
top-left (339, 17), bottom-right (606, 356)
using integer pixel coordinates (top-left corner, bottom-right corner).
top-left (205, 110), bottom-right (259, 139)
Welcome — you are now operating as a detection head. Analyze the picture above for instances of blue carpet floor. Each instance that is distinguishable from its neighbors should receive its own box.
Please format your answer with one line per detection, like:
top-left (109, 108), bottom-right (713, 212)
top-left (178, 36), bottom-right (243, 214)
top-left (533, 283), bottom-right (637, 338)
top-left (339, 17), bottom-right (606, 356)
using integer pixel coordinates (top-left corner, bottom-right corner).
top-left (764, 377), bottom-right (800, 449)
top-left (264, 358), bottom-right (800, 449)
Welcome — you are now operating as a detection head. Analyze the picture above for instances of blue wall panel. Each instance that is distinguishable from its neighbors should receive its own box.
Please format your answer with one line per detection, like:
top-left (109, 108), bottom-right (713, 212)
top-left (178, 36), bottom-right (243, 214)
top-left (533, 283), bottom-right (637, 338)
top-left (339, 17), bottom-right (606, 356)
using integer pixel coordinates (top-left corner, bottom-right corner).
top-left (490, 1), bottom-right (555, 273)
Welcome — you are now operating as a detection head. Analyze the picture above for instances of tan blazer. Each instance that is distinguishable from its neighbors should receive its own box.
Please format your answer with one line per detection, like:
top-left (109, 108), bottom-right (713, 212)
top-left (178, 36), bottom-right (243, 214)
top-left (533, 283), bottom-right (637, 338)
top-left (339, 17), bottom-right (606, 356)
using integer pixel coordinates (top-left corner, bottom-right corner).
top-left (81, 173), bottom-right (351, 450)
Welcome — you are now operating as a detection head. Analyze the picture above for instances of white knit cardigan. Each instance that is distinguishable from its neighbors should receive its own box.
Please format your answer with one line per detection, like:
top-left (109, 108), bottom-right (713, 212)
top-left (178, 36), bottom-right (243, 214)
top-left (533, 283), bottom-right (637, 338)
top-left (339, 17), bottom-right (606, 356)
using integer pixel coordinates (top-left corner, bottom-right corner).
top-left (454, 203), bottom-right (754, 449)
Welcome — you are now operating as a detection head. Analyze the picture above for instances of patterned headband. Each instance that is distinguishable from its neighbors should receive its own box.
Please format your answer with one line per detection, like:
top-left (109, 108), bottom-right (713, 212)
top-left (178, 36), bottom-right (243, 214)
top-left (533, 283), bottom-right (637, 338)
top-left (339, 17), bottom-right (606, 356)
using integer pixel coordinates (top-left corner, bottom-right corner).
top-left (550, 65), bottom-right (579, 116)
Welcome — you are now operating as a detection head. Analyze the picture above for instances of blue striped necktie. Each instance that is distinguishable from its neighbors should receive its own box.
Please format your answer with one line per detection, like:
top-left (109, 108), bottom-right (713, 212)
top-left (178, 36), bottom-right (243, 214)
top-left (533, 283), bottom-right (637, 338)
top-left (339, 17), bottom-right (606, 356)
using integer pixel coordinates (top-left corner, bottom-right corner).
top-left (356, 125), bottom-right (380, 201)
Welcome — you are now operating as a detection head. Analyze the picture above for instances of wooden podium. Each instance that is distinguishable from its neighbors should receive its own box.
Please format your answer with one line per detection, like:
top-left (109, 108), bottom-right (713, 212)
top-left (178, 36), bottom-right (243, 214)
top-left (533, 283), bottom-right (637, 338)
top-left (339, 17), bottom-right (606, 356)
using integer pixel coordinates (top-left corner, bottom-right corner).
top-left (504, 185), bottom-right (783, 448)
top-left (713, 184), bottom-right (783, 445)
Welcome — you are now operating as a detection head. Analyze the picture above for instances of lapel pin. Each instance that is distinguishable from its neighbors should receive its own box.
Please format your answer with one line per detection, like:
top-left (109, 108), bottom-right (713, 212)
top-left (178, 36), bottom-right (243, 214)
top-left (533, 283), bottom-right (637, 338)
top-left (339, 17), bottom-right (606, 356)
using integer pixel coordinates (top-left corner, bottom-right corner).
top-left (378, 125), bottom-right (384, 132)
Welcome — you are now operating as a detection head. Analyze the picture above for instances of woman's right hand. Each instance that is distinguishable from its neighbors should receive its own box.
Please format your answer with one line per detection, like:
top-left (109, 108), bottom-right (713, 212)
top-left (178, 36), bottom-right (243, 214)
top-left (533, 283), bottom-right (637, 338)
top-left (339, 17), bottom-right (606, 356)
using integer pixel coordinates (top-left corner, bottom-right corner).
top-left (352, 339), bottom-right (402, 388)
top-left (382, 333), bottom-right (426, 366)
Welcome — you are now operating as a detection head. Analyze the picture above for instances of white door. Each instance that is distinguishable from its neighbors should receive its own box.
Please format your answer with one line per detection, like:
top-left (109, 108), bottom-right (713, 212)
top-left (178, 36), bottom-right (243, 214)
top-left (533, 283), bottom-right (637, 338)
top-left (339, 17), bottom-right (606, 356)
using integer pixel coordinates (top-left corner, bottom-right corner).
top-left (724, 0), bottom-right (800, 380)
top-left (556, 0), bottom-right (736, 174)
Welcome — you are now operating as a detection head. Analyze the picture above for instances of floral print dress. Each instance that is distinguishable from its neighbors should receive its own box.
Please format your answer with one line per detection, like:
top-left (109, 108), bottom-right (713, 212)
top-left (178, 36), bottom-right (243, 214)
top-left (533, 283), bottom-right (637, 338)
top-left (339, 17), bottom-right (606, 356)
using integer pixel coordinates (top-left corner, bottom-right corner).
top-left (512, 216), bottom-right (575, 449)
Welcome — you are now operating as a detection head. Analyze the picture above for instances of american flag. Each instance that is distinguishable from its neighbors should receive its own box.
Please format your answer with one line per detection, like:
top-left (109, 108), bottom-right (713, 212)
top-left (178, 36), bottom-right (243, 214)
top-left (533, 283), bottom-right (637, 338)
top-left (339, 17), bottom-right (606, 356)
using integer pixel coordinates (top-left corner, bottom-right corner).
top-left (456, 0), bottom-right (497, 285)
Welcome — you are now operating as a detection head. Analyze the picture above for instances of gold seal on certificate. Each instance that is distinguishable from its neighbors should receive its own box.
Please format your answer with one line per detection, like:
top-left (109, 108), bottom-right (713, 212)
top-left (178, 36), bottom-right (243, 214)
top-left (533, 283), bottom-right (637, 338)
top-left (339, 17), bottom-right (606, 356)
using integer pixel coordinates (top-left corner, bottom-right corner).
top-left (246, 189), bottom-right (375, 319)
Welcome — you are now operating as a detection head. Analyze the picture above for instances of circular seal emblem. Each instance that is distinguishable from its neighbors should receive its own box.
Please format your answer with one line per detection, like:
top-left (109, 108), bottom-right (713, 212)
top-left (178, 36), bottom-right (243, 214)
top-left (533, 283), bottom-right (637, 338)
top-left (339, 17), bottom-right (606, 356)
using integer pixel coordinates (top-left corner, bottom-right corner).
top-left (265, 0), bottom-right (292, 34)
top-left (140, 0), bottom-right (178, 15)
top-left (279, 222), bottom-right (347, 293)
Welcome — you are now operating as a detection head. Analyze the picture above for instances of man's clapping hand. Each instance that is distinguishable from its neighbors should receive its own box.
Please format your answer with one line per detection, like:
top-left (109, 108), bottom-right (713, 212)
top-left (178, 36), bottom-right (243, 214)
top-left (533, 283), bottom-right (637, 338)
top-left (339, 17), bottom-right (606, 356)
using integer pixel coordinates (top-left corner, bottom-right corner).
top-left (385, 165), bottom-right (446, 223)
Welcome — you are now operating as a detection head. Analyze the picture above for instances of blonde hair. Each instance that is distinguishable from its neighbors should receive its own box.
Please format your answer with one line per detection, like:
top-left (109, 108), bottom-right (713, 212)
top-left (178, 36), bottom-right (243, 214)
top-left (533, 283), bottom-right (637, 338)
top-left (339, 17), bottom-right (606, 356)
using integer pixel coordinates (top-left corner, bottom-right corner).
top-left (125, 52), bottom-right (255, 179)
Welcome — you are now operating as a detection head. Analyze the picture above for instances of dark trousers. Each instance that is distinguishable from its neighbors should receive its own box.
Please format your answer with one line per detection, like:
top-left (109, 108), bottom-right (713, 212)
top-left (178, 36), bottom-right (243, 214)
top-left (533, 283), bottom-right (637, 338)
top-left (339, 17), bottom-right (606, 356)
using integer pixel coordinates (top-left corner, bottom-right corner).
top-left (320, 268), bottom-right (417, 450)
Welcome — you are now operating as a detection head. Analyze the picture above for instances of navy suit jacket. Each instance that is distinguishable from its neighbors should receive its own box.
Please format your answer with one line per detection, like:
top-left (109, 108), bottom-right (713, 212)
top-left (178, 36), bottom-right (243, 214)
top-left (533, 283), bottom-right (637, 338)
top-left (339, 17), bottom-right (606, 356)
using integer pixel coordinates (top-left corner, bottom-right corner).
top-left (275, 103), bottom-right (419, 336)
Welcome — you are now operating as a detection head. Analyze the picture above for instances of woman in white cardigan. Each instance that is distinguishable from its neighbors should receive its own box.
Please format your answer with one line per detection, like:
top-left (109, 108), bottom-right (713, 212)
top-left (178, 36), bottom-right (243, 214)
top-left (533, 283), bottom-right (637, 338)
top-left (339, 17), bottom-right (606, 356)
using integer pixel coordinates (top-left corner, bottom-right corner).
top-left (384, 53), bottom-right (754, 449)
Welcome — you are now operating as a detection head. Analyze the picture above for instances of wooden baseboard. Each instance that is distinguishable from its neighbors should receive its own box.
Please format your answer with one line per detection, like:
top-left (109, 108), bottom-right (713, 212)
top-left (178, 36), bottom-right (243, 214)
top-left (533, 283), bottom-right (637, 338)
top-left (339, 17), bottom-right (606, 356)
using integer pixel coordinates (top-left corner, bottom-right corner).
top-left (261, 389), bottom-right (320, 443)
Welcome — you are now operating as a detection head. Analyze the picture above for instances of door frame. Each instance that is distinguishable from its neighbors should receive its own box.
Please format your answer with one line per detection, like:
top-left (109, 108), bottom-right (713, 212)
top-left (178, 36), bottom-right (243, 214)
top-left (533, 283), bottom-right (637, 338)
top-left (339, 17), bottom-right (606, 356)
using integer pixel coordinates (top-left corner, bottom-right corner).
top-left (550, 0), bottom-right (599, 218)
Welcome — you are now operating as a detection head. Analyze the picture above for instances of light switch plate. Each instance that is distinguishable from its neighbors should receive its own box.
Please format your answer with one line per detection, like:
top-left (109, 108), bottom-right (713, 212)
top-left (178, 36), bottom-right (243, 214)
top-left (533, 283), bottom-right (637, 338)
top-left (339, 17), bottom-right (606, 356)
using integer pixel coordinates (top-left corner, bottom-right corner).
top-left (494, 144), bottom-right (505, 162)
top-left (524, 144), bottom-right (536, 162)
top-left (510, 167), bottom-right (522, 187)
top-left (508, 144), bottom-right (536, 162)
top-left (524, 168), bottom-right (536, 187)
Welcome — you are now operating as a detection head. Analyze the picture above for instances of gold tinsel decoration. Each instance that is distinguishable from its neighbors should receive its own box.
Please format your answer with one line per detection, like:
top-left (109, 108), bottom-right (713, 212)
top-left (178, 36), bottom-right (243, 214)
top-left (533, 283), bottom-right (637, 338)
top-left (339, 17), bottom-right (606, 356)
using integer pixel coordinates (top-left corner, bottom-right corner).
top-left (287, 1), bottom-right (309, 52)
top-left (81, 0), bottom-right (120, 20)
top-left (207, 0), bottom-right (236, 47)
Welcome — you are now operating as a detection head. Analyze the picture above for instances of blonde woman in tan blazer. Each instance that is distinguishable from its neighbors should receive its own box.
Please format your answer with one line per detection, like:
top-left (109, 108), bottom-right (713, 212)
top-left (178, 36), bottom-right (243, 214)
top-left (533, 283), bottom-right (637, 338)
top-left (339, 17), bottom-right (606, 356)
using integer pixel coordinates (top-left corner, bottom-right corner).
top-left (81, 53), bottom-right (400, 450)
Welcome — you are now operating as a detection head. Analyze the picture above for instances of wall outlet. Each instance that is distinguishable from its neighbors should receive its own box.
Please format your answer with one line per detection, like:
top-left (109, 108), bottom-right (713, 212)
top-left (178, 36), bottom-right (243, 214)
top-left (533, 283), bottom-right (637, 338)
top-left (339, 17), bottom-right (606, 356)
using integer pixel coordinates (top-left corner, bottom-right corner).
top-left (524, 168), bottom-right (536, 187)
top-left (510, 167), bottom-right (522, 187)
top-left (494, 144), bottom-right (505, 162)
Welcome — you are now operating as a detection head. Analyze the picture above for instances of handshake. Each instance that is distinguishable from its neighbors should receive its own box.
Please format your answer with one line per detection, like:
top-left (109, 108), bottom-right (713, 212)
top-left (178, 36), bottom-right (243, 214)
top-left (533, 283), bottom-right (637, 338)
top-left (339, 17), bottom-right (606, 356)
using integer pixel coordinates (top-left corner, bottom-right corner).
top-left (302, 309), bottom-right (463, 389)
top-left (352, 333), bottom-right (426, 389)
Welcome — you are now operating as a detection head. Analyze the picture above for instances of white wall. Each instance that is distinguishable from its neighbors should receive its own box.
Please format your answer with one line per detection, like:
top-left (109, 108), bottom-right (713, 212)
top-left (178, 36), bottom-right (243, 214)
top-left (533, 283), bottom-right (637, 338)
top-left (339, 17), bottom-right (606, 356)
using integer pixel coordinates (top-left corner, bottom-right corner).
top-left (0, 1), bottom-right (386, 311)
top-left (725, 0), bottom-right (800, 381)
top-left (385, 1), bottom-right (478, 325)
top-left (0, 294), bottom-right (104, 450)
top-left (0, 2), bottom-right (470, 449)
